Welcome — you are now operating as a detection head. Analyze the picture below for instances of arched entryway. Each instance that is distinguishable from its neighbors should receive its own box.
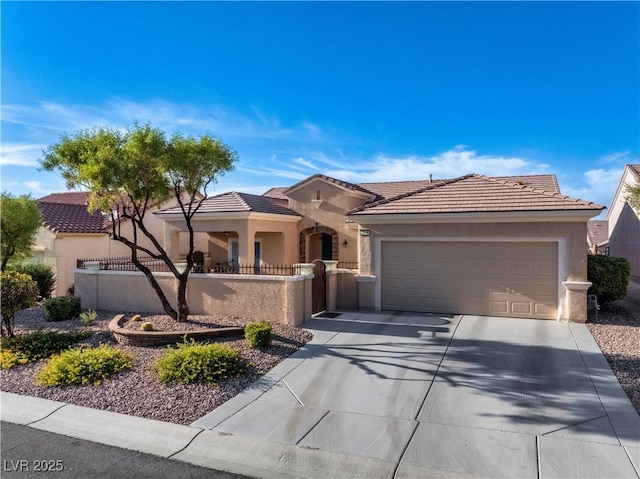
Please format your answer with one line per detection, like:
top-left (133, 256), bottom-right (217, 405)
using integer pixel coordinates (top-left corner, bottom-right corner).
top-left (299, 225), bottom-right (339, 263)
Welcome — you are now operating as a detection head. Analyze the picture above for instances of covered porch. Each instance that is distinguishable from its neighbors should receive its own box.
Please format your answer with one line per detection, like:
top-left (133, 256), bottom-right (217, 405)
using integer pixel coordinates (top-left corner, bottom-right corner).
top-left (155, 192), bottom-right (302, 270)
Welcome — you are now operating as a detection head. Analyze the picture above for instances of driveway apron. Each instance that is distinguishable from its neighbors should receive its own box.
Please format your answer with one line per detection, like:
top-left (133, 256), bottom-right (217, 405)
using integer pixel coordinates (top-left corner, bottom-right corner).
top-left (191, 312), bottom-right (640, 479)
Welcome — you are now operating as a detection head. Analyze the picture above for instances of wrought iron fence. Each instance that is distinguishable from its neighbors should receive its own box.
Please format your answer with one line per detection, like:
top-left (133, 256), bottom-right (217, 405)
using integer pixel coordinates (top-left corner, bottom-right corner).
top-left (77, 257), bottom-right (296, 276)
top-left (77, 256), bottom-right (171, 272)
top-left (337, 261), bottom-right (359, 270)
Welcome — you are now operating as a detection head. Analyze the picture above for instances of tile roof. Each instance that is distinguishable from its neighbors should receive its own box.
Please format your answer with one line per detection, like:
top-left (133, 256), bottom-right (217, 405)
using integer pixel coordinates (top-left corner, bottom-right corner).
top-left (262, 187), bottom-right (289, 200)
top-left (267, 174), bottom-right (561, 202)
top-left (492, 174), bottom-right (560, 193)
top-left (160, 192), bottom-right (301, 216)
top-left (37, 192), bottom-right (111, 233)
top-left (628, 164), bottom-right (640, 181)
top-left (587, 220), bottom-right (608, 246)
top-left (348, 174), bottom-right (604, 215)
top-left (357, 180), bottom-right (439, 199)
top-left (285, 174), bottom-right (377, 197)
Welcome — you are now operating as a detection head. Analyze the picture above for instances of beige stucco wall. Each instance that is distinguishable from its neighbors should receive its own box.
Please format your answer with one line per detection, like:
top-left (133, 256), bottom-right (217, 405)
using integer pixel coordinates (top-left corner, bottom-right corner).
top-left (336, 270), bottom-right (358, 309)
top-left (75, 270), bottom-right (312, 326)
top-left (36, 230), bottom-right (116, 297)
top-left (164, 217), bottom-right (300, 266)
top-left (287, 179), bottom-right (368, 263)
top-left (354, 219), bottom-right (590, 321)
top-left (32, 197), bottom-right (202, 297)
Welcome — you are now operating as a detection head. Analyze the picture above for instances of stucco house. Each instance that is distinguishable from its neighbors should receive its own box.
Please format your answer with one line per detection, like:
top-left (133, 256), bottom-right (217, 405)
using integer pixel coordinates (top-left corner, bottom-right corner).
top-left (33, 192), bottom-right (208, 297)
top-left (602, 164), bottom-right (640, 281)
top-left (587, 220), bottom-right (608, 255)
top-left (154, 172), bottom-right (603, 322)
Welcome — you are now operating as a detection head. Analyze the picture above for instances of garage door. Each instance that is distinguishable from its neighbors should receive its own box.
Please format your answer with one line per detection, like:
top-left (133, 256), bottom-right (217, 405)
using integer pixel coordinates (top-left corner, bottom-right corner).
top-left (382, 241), bottom-right (558, 319)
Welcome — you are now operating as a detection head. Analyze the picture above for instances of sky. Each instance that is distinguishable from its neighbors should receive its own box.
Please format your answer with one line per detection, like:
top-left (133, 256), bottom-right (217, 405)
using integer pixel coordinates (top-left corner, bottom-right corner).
top-left (1, 1), bottom-right (638, 219)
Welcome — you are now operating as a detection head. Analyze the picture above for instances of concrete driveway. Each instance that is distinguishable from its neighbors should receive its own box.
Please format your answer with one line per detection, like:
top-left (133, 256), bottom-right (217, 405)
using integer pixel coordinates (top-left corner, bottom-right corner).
top-left (2, 311), bottom-right (639, 478)
top-left (188, 311), bottom-right (640, 478)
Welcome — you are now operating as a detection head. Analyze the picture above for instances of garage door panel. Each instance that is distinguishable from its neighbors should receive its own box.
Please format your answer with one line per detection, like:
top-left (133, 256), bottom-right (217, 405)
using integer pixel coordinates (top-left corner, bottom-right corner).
top-left (511, 302), bottom-right (532, 314)
top-left (382, 241), bottom-right (558, 320)
top-left (489, 301), bottom-right (509, 314)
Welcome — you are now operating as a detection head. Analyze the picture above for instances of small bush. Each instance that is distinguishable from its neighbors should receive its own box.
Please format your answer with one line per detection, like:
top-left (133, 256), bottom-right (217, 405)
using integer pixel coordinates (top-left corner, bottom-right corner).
top-left (79, 309), bottom-right (97, 325)
top-left (131, 314), bottom-right (142, 321)
top-left (43, 296), bottom-right (81, 322)
top-left (587, 255), bottom-right (631, 304)
top-left (12, 262), bottom-right (56, 299)
top-left (1, 270), bottom-right (39, 338)
top-left (154, 340), bottom-right (246, 384)
top-left (245, 321), bottom-right (273, 348)
top-left (0, 330), bottom-right (91, 369)
top-left (140, 322), bottom-right (153, 331)
top-left (36, 344), bottom-right (132, 387)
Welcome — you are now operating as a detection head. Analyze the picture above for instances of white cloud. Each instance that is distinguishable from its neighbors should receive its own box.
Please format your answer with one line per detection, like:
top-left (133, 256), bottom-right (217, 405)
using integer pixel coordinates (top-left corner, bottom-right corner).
top-left (562, 168), bottom-right (621, 212)
top-left (320, 146), bottom-right (550, 183)
top-left (600, 151), bottom-right (630, 164)
top-left (1, 98), bottom-right (327, 144)
top-left (0, 143), bottom-right (46, 166)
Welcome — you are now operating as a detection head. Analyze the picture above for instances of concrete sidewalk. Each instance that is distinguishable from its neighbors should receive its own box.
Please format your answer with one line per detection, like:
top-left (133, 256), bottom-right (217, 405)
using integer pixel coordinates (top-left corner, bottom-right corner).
top-left (2, 312), bottom-right (640, 478)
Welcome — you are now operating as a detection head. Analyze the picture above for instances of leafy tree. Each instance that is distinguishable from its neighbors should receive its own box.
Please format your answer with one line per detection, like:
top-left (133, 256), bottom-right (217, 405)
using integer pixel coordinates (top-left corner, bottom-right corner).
top-left (626, 183), bottom-right (640, 213)
top-left (1, 271), bottom-right (39, 337)
top-left (0, 192), bottom-right (43, 271)
top-left (41, 123), bottom-right (237, 322)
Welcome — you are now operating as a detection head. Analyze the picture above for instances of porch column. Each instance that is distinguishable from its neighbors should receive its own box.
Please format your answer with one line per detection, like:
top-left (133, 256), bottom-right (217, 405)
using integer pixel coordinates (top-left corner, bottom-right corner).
top-left (237, 224), bottom-right (255, 265)
top-left (164, 225), bottom-right (181, 261)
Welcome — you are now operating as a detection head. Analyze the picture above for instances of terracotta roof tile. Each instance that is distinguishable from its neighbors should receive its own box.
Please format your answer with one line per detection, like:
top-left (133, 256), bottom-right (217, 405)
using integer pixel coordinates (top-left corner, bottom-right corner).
top-left (588, 220), bottom-right (608, 245)
top-left (262, 187), bottom-right (289, 200)
top-left (348, 174), bottom-right (604, 215)
top-left (160, 192), bottom-right (301, 216)
top-left (37, 192), bottom-right (110, 233)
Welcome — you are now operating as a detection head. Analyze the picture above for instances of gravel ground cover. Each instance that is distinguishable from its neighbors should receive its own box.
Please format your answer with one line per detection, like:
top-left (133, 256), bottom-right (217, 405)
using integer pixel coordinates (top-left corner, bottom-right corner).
top-left (2, 287), bottom-right (639, 424)
top-left (586, 280), bottom-right (640, 414)
top-left (0, 310), bottom-right (312, 425)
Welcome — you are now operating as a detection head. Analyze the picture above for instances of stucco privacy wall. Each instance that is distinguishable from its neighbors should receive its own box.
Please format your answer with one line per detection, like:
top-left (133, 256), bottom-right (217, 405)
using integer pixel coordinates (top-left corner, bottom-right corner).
top-left (355, 221), bottom-right (590, 321)
top-left (75, 270), bottom-right (311, 326)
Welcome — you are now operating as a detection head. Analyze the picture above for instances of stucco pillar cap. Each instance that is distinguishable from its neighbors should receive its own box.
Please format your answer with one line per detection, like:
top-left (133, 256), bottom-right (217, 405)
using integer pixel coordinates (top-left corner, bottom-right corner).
top-left (354, 275), bottom-right (376, 283)
top-left (562, 281), bottom-right (592, 291)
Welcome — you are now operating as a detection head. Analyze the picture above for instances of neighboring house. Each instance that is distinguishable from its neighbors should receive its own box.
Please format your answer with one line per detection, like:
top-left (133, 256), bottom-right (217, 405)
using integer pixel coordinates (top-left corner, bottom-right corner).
top-left (156, 172), bottom-right (603, 322)
top-left (33, 192), bottom-right (208, 297)
top-left (604, 164), bottom-right (640, 281)
top-left (587, 220), bottom-right (608, 254)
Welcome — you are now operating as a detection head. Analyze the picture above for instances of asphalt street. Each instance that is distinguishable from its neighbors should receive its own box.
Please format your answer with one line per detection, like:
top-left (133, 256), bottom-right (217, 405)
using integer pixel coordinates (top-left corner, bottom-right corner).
top-left (1, 422), bottom-right (251, 479)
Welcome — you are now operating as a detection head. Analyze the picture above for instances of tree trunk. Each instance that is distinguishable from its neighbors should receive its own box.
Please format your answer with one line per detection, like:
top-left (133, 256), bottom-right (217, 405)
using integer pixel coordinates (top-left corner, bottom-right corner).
top-left (177, 275), bottom-right (190, 322)
top-left (132, 259), bottom-right (179, 321)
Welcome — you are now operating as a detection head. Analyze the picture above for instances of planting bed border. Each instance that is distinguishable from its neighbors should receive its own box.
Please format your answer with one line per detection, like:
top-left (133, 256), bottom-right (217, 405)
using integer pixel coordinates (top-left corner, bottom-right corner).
top-left (108, 314), bottom-right (244, 347)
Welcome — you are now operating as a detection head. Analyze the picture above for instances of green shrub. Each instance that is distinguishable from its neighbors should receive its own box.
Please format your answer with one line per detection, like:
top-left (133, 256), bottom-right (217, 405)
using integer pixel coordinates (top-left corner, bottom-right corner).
top-left (36, 344), bottom-right (132, 387)
top-left (43, 296), bottom-right (82, 322)
top-left (79, 309), bottom-right (97, 325)
top-left (0, 330), bottom-right (90, 369)
top-left (140, 322), bottom-right (153, 331)
top-left (1, 270), bottom-right (39, 338)
top-left (244, 321), bottom-right (273, 348)
top-left (587, 255), bottom-right (631, 305)
top-left (12, 262), bottom-right (57, 299)
top-left (154, 340), bottom-right (246, 384)
top-left (131, 314), bottom-right (142, 321)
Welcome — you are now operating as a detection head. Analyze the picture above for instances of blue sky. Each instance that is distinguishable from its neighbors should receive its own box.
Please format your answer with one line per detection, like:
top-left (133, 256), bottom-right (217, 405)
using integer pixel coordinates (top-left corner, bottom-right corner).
top-left (1, 1), bottom-right (638, 218)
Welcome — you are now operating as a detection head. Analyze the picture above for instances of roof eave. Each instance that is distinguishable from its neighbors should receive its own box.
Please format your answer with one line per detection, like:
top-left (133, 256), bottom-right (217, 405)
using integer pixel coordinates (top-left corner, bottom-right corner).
top-left (157, 211), bottom-right (302, 223)
top-left (348, 209), bottom-right (604, 224)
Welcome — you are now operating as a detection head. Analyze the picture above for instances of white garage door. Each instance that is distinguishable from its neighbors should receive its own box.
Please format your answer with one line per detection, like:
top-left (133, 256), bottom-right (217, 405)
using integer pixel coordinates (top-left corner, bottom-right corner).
top-left (382, 241), bottom-right (558, 319)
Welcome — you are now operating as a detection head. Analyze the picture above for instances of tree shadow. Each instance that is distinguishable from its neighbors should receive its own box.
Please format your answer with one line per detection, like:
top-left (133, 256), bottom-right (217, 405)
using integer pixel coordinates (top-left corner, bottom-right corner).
top-left (297, 314), bottom-right (639, 444)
